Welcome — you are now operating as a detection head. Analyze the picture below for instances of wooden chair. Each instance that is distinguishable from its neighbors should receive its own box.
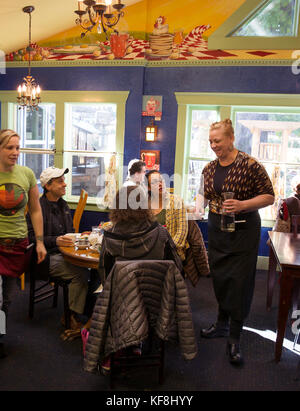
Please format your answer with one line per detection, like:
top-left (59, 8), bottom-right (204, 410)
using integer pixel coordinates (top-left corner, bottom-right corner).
top-left (28, 251), bottom-right (71, 329)
top-left (103, 260), bottom-right (194, 389)
top-left (73, 189), bottom-right (88, 233)
top-left (110, 331), bottom-right (165, 389)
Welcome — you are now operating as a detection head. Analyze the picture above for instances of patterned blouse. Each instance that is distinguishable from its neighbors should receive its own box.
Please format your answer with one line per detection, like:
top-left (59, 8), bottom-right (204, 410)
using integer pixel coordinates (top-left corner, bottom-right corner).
top-left (202, 151), bottom-right (275, 215)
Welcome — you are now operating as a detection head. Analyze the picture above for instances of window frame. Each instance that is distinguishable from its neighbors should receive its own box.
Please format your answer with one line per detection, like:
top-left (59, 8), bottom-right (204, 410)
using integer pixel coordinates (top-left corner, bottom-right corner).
top-left (0, 90), bottom-right (129, 210)
top-left (208, 0), bottom-right (300, 50)
top-left (174, 92), bottom-right (300, 225)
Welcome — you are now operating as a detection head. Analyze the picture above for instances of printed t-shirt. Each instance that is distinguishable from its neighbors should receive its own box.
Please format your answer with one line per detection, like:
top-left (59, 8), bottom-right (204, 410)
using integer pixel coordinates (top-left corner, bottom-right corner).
top-left (0, 165), bottom-right (36, 238)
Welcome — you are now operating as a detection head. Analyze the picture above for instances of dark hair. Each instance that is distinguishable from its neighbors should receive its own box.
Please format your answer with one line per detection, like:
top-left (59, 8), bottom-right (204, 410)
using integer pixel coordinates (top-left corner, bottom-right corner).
top-left (129, 160), bottom-right (146, 176)
top-left (109, 185), bottom-right (154, 224)
top-left (145, 170), bottom-right (161, 193)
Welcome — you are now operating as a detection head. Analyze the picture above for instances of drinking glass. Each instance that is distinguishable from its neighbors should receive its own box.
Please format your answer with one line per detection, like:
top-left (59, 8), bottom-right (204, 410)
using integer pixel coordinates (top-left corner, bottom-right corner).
top-left (221, 192), bottom-right (235, 232)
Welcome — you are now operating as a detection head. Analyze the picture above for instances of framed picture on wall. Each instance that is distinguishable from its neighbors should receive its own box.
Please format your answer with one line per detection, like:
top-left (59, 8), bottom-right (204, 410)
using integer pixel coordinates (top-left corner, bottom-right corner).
top-left (140, 150), bottom-right (160, 170)
top-left (142, 96), bottom-right (163, 120)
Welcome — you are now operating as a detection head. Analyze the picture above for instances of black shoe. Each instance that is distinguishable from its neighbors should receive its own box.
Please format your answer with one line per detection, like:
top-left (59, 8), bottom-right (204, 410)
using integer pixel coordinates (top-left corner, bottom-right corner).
top-left (226, 342), bottom-right (243, 366)
top-left (200, 323), bottom-right (229, 339)
top-left (0, 342), bottom-right (7, 359)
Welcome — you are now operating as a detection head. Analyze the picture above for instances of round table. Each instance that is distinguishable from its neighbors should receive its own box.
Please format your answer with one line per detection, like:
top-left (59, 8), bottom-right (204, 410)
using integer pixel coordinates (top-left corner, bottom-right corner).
top-left (59, 244), bottom-right (99, 269)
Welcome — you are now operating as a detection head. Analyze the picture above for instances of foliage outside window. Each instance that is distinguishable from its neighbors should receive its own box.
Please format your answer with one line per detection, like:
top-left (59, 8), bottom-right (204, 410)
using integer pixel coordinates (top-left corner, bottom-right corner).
top-left (232, 0), bottom-right (298, 37)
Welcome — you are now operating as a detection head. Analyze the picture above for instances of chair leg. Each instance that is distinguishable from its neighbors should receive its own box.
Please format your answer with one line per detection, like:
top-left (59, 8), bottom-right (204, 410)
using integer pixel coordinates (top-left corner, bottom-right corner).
top-left (20, 273), bottom-right (25, 291)
top-left (52, 283), bottom-right (59, 308)
top-left (110, 354), bottom-right (115, 389)
top-left (28, 273), bottom-right (36, 319)
top-left (62, 284), bottom-right (71, 329)
top-left (158, 340), bottom-right (165, 385)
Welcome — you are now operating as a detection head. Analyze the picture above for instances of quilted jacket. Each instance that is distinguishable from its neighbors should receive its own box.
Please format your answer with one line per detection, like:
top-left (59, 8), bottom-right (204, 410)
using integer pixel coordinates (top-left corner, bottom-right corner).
top-left (183, 220), bottom-right (210, 286)
top-left (83, 260), bottom-right (198, 373)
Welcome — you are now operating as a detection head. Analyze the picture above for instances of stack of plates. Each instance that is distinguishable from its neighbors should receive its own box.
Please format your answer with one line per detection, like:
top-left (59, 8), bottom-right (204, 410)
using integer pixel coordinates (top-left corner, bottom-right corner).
top-left (148, 34), bottom-right (174, 58)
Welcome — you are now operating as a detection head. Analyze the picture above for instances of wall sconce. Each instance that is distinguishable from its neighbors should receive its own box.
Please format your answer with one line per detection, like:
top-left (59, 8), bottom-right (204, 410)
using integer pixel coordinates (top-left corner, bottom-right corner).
top-left (145, 119), bottom-right (158, 142)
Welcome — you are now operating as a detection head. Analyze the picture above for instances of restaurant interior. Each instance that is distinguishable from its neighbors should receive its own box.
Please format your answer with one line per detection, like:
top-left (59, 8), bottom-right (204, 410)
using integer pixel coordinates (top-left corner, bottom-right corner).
top-left (1, 0), bottom-right (300, 392)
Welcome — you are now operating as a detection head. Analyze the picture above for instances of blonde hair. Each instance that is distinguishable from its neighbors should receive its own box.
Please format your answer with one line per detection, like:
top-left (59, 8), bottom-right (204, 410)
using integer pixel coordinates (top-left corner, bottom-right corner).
top-left (0, 129), bottom-right (20, 148)
top-left (210, 119), bottom-right (234, 137)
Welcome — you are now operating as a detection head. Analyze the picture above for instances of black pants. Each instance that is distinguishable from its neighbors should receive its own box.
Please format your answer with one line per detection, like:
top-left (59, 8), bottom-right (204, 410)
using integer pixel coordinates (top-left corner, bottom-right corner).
top-left (218, 308), bottom-right (243, 342)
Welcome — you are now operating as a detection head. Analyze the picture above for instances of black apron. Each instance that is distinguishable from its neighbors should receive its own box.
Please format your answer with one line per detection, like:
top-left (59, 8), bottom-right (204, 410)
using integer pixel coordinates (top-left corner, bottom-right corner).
top-left (208, 211), bottom-right (261, 321)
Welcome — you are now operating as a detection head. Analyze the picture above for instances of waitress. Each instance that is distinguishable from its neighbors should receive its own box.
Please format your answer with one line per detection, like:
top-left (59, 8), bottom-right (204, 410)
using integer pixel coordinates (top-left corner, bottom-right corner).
top-left (200, 119), bottom-right (274, 365)
top-left (0, 129), bottom-right (46, 358)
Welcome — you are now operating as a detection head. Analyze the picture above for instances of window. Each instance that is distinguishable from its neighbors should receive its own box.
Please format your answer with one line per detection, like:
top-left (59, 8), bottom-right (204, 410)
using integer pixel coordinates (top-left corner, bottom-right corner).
top-left (185, 108), bottom-right (219, 205)
top-left (15, 103), bottom-right (55, 192)
top-left (233, 108), bottom-right (300, 219)
top-left (175, 93), bottom-right (300, 223)
top-left (0, 90), bottom-right (129, 208)
top-left (64, 103), bottom-right (117, 202)
top-left (232, 0), bottom-right (298, 37)
top-left (208, 0), bottom-right (300, 50)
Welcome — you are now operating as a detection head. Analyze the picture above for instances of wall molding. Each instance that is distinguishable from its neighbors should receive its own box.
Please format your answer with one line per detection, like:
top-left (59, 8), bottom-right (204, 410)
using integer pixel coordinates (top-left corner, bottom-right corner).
top-left (4, 58), bottom-right (295, 69)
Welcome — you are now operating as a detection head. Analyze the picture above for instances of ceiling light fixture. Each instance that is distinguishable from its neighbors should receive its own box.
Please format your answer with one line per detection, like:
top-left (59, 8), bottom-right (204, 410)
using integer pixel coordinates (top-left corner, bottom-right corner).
top-left (75, 0), bottom-right (126, 39)
top-left (17, 6), bottom-right (41, 111)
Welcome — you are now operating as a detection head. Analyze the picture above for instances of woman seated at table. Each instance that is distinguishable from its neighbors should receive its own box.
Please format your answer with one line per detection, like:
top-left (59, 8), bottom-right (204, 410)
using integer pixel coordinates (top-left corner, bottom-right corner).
top-left (144, 170), bottom-right (209, 284)
top-left (98, 184), bottom-right (183, 284)
top-left (145, 170), bottom-right (188, 261)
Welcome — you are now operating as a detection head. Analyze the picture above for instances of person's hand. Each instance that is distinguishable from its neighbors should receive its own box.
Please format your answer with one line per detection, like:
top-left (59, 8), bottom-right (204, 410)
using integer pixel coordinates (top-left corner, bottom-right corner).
top-left (56, 235), bottom-right (74, 247)
top-left (223, 199), bottom-right (244, 214)
top-left (36, 242), bottom-right (47, 264)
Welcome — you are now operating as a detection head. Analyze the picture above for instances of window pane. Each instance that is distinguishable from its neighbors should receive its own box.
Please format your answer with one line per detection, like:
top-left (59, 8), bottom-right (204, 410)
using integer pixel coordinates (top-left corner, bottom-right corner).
top-left (18, 153), bottom-right (54, 192)
top-left (235, 109), bottom-right (300, 220)
top-left (190, 109), bottom-right (218, 158)
top-left (232, 0), bottom-right (298, 37)
top-left (187, 160), bottom-right (207, 205)
top-left (71, 155), bottom-right (106, 197)
top-left (235, 111), bottom-right (300, 163)
top-left (66, 103), bottom-right (117, 152)
top-left (16, 103), bottom-right (55, 150)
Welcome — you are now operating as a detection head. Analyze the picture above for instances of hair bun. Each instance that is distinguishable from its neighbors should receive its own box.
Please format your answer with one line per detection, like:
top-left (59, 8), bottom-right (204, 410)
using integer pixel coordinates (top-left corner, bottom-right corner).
top-left (224, 119), bottom-right (232, 125)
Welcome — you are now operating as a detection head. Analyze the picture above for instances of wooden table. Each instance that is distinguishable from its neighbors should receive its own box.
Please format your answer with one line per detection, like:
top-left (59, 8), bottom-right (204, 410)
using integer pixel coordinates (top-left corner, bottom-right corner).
top-left (267, 231), bottom-right (300, 362)
top-left (59, 244), bottom-right (99, 269)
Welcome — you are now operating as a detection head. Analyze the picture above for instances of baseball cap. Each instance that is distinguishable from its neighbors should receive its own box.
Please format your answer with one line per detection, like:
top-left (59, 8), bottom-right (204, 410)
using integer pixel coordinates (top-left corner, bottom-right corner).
top-left (40, 167), bottom-right (69, 187)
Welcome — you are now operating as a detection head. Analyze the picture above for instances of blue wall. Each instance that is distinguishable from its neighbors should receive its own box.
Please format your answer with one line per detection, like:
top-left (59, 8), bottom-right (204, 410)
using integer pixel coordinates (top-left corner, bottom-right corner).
top-left (1, 64), bottom-right (298, 256)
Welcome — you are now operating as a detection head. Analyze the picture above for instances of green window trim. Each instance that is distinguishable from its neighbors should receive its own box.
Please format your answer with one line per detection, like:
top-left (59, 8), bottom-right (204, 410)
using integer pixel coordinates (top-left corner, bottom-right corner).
top-left (208, 0), bottom-right (300, 50)
top-left (0, 90), bottom-right (129, 212)
top-left (174, 91), bottom-right (300, 224)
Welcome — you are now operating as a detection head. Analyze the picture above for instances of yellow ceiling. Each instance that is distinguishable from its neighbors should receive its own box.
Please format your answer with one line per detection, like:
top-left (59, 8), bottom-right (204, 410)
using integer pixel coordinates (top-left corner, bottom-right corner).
top-left (0, 0), bottom-right (141, 54)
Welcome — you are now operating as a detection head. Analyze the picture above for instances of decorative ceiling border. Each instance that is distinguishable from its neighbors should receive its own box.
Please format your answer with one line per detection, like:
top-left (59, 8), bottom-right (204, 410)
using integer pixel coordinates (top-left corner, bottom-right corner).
top-left (5, 59), bottom-right (295, 68)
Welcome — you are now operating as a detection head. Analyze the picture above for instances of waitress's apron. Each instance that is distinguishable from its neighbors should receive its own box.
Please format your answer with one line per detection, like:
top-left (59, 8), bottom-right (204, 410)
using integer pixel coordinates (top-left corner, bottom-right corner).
top-left (208, 211), bottom-right (261, 321)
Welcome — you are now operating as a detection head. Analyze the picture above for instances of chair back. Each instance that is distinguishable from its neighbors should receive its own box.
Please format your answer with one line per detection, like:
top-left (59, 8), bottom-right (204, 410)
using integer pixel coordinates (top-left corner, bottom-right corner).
top-left (73, 189), bottom-right (88, 233)
top-left (291, 215), bottom-right (300, 237)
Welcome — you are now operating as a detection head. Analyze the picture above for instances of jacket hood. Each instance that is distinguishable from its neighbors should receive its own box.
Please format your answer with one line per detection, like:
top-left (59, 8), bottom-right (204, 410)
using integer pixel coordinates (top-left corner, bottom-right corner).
top-left (103, 220), bottom-right (163, 259)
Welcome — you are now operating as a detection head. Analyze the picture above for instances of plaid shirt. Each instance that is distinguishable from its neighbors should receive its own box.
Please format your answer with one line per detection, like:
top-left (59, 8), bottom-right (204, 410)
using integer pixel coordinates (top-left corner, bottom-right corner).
top-left (165, 194), bottom-right (189, 261)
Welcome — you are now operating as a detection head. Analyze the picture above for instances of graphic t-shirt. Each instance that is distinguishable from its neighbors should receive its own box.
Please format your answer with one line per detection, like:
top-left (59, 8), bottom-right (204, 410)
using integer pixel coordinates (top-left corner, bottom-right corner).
top-left (0, 165), bottom-right (36, 238)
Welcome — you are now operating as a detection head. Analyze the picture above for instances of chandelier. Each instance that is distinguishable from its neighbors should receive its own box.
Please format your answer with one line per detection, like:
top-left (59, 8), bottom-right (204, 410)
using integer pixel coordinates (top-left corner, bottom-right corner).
top-left (75, 0), bottom-right (126, 39)
top-left (17, 6), bottom-right (41, 110)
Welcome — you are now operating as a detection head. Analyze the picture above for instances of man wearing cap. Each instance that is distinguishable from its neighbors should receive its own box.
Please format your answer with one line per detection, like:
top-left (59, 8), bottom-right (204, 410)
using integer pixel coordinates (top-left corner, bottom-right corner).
top-left (26, 167), bottom-right (89, 330)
